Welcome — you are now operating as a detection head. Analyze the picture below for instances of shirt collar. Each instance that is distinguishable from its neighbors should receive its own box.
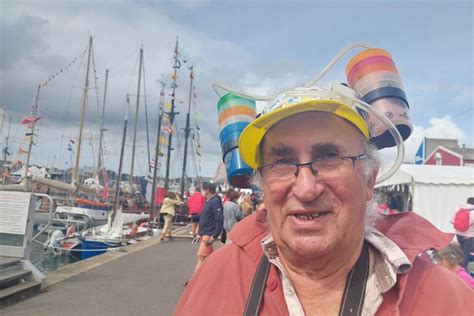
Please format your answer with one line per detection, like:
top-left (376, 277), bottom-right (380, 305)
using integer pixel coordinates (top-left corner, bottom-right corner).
top-left (261, 228), bottom-right (412, 293)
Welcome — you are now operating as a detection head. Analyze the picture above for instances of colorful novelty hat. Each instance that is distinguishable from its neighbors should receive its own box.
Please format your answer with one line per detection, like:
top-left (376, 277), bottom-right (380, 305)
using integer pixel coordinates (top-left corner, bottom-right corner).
top-left (238, 86), bottom-right (370, 170)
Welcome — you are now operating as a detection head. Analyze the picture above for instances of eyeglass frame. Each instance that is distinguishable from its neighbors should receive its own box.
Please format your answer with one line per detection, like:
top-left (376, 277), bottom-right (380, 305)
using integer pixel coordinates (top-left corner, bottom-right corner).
top-left (257, 154), bottom-right (368, 178)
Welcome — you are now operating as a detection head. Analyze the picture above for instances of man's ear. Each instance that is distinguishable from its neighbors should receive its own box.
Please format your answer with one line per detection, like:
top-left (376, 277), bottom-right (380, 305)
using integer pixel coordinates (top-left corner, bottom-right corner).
top-left (366, 167), bottom-right (379, 201)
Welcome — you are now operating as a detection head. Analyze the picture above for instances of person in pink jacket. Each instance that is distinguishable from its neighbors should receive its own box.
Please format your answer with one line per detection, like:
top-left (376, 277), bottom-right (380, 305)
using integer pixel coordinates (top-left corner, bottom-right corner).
top-left (176, 87), bottom-right (474, 315)
top-left (434, 243), bottom-right (474, 289)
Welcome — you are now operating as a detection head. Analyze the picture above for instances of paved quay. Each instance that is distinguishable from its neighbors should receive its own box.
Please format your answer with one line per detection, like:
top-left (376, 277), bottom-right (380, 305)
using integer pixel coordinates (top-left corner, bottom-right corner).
top-left (1, 225), bottom-right (199, 316)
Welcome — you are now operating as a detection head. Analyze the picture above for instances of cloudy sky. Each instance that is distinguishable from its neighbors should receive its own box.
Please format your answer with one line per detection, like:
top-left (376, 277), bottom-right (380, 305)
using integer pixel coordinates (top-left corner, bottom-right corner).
top-left (0, 0), bottom-right (472, 180)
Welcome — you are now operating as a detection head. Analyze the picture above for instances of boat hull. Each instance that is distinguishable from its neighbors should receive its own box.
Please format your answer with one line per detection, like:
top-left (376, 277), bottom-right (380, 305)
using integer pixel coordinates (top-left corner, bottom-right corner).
top-left (78, 238), bottom-right (123, 260)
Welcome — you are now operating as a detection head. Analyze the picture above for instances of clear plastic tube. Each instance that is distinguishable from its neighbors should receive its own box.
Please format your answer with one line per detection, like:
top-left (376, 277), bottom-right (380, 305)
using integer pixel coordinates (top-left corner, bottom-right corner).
top-left (213, 43), bottom-right (373, 100)
top-left (303, 42), bottom-right (373, 87)
top-left (212, 82), bottom-right (273, 100)
top-left (354, 98), bottom-right (405, 184)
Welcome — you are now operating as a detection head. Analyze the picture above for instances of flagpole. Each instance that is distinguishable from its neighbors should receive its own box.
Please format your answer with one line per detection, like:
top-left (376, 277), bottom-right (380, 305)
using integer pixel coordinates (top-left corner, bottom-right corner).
top-left (3, 116), bottom-right (12, 161)
top-left (130, 47), bottom-right (144, 189)
top-left (73, 36), bottom-right (93, 183)
top-left (97, 69), bottom-right (109, 176)
top-left (180, 65), bottom-right (194, 197)
top-left (112, 95), bottom-right (130, 224)
top-left (164, 36), bottom-right (180, 190)
top-left (24, 85), bottom-right (41, 178)
top-left (149, 80), bottom-right (165, 227)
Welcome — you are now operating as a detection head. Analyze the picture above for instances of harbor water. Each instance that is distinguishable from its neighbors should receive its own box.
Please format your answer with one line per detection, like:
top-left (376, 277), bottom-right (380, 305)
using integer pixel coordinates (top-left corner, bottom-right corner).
top-left (29, 229), bottom-right (80, 274)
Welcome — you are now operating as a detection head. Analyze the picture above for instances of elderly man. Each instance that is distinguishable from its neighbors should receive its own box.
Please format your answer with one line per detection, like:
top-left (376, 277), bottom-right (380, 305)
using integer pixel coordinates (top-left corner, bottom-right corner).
top-left (175, 90), bottom-right (473, 315)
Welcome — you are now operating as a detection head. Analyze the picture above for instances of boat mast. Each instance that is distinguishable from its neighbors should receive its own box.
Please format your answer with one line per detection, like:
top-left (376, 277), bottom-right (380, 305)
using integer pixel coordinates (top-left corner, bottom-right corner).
top-left (112, 95), bottom-right (130, 223)
top-left (180, 65), bottom-right (194, 197)
top-left (24, 84), bottom-right (41, 178)
top-left (73, 36), bottom-right (93, 183)
top-left (164, 37), bottom-right (180, 190)
top-left (97, 69), bottom-right (109, 176)
top-left (0, 105), bottom-right (5, 139)
top-left (3, 116), bottom-right (11, 161)
top-left (149, 80), bottom-right (165, 225)
top-left (130, 47), bottom-right (143, 188)
top-left (142, 61), bottom-right (151, 173)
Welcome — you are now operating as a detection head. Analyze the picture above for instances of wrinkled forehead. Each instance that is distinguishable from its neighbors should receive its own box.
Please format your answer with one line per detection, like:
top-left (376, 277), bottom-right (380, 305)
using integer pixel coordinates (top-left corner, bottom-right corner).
top-left (259, 112), bottom-right (365, 160)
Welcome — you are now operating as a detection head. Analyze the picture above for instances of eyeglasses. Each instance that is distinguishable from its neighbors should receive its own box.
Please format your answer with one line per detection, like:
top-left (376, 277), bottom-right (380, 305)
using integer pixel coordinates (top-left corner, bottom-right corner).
top-left (258, 154), bottom-right (367, 181)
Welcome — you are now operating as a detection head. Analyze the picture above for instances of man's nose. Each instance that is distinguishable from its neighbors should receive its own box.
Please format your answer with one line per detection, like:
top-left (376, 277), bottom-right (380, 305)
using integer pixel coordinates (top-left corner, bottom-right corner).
top-left (291, 165), bottom-right (325, 202)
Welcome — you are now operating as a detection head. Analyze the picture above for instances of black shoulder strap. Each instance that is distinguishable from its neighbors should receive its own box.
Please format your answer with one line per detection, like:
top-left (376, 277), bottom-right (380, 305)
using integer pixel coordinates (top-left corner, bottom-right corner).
top-left (244, 254), bottom-right (270, 316)
top-left (244, 242), bottom-right (369, 316)
top-left (338, 242), bottom-right (370, 316)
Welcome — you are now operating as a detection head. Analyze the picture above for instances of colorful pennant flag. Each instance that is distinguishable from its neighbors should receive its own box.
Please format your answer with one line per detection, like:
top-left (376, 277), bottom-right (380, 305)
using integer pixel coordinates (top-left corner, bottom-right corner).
top-left (19, 146), bottom-right (28, 155)
top-left (21, 117), bottom-right (40, 125)
top-left (159, 135), bottom-right (168, 145)
top-left (149, 159), bottom-right (161, 169)
top-left (162, 125), bottom-right (172, 134)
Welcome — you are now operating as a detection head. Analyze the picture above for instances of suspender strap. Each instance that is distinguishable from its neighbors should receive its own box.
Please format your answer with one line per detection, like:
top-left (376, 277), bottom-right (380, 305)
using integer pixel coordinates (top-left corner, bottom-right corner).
top-left (244, 242), bottom-right (369, 316)
top-left (338, 242), bottom-right (370, 316)
top-left (244, 254), bottom-right (270, 316)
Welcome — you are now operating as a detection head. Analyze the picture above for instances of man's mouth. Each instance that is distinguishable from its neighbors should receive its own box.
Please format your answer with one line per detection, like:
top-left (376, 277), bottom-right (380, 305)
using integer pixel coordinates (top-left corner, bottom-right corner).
top-left (292, 212), bottom-right (330, 220)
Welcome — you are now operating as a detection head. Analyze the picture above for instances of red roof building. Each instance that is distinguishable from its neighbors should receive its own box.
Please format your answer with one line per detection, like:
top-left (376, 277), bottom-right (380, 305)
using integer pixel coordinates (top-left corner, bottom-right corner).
top-left (415, 137), bottom-right (474, 167)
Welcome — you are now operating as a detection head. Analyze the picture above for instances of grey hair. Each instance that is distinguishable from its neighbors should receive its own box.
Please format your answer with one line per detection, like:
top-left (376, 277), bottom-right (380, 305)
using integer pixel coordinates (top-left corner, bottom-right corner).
top-left (250, 139), bottom-right (382, 230)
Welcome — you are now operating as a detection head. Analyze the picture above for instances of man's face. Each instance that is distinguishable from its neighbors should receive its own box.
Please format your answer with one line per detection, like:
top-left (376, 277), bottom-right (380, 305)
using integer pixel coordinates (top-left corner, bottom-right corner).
top-left (261, 112), bottom-right (377, 262)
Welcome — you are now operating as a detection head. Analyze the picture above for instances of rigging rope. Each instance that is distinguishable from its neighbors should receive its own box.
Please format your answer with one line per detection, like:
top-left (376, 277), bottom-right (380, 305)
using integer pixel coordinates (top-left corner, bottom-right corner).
top-left (142, 55), bottom-right (151, 172)
top-left (57, 53), bottom-right (86, 169)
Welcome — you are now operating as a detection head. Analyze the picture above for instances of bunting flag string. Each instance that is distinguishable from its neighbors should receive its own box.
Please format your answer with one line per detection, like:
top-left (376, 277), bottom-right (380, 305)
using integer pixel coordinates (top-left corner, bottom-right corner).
top-left (41, 47), bottom-right (88, 87)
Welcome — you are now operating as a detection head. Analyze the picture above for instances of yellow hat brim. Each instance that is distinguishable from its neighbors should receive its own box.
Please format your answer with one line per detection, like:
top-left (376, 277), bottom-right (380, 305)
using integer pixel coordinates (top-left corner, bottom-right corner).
top-left (238, 99), bottom-right (369, 170)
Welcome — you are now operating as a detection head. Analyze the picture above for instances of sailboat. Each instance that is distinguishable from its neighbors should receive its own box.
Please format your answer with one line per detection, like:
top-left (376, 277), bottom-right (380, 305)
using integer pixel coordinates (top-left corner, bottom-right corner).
top-left (52, 92), bottom-right (151, 260)
top-left (51, 36), bottom-right (114, 229)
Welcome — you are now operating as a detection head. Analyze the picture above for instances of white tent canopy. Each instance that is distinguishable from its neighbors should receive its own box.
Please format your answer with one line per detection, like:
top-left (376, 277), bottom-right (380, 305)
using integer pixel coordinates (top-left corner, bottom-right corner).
top-left (375, 164), bottom-right (474, 233)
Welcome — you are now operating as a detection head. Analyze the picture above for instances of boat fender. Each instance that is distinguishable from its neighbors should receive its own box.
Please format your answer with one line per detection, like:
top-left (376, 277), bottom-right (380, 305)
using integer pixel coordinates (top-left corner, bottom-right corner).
top-left (66, 225), bottom-right (76, 237)
top-left (46, 230), bottom-right (64, 255)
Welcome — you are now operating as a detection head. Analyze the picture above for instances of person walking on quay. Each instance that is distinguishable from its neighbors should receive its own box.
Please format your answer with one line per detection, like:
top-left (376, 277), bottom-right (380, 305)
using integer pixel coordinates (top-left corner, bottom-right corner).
top-left (175, 88), bottom-right (474, 314)
top-left (223, 189), bottom-right (244, 238)
top-left (434, 243), bottom-right (474, 289)
top-left (451, 197), bottom-right (474, 270)
top-left (159, 192), bottom-right (182, 242)
top-left (194, 182), bottom-right (223, 271)
top-left (187, 186), bottom-right (206, 237)
top-left (239, 193), bottom-right (254, 216)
